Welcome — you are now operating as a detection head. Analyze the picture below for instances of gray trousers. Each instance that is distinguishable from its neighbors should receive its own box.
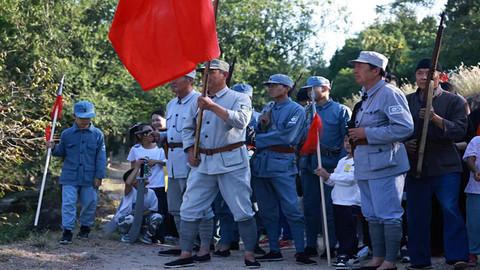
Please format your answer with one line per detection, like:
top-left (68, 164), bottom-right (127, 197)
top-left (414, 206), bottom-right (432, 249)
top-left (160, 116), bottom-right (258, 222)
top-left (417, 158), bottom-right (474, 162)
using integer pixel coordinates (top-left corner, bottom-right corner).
top-left (167, 177), bottom-right (187, 232)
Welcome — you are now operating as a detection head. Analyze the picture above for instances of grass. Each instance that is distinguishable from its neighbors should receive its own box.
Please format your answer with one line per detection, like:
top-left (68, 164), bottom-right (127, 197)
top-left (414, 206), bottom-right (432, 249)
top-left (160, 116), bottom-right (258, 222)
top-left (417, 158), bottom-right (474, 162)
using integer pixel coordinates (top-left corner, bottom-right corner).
top-left (0, 212), bottom-right (33, 244)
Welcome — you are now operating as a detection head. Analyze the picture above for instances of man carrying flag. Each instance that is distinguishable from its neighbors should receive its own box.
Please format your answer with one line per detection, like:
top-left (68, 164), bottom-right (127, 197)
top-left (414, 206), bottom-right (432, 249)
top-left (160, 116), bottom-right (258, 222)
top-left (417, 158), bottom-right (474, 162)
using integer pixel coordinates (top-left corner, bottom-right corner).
top-left (299, 76), bottom-right (350, 259)
top-left (165, 60), bottom-right (259, 268)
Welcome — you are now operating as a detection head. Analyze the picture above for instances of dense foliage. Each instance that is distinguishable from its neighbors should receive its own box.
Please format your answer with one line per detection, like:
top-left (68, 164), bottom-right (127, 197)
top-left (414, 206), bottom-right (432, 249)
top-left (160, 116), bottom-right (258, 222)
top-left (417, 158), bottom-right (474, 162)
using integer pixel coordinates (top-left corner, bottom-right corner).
top-left (1, 0), bottom-right (480, 198)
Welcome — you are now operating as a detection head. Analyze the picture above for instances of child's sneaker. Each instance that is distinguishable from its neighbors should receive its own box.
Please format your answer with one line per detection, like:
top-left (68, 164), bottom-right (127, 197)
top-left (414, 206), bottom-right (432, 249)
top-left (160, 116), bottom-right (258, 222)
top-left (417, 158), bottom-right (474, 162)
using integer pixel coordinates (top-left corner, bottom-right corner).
top-left (139, 234), bottom-right (152, 244)
top-left (356, 245), bottom-right (371, 261)
top-left (121, 234), bottom-right (130, 243)
top-left (258, 235), bottom-right (269, 247)
top-left (59, 230), bottom-right (73, 244)
top-left (279, 238), bottom-right (295, 249)
top-left (334, 255), bottom-right (360, 269)
top-left (76, 226), bottom-right (90, 239)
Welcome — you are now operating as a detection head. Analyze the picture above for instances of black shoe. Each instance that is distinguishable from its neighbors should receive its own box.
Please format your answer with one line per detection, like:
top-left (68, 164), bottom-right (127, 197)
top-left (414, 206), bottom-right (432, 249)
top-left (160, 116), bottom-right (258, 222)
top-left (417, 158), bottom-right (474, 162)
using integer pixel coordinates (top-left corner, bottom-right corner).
top-left (76, 226), bottom-right (90, 239)
top-left (192, 253), bottom-right (211, 263)
top-left (230, 241), bottom-right (240, 250)
top-left (213, 249), bottom-right (231, 257)
top-left (405, 265), bottom-right (433, 270)
top-left (256, 250), bottom-right (283, 262)
top-left (245, 259), bottom-right (261, 269)
top-left (254, 244), bottom-right (266, 255)
top-left (164, 257), bottom-right (195, 268)
top-left (351, 267), bottom-right (380, 270)
top-left (296, 252), bottom-right (317, 265)
top-left (158, 248), bottom-right (182, 256)
top-left (320, 247), bottom-right (336, 259)
top-left (304, 246), bottom-right (318, 257)
top-left (59, 230), bottom-right (73, 244)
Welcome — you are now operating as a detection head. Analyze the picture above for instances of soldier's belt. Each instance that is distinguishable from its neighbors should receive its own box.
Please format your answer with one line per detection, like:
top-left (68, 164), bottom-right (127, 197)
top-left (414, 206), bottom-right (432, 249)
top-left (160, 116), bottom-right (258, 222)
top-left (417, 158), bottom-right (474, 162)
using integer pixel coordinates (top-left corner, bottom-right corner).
top-left (355, 139), bottom-right (369, 146)
top-left (168, 142), bottom-right (183, 149)
top-left (199, 142), bottom-right (244, 155)
top-left (266, 146), bottom-right (295, 153)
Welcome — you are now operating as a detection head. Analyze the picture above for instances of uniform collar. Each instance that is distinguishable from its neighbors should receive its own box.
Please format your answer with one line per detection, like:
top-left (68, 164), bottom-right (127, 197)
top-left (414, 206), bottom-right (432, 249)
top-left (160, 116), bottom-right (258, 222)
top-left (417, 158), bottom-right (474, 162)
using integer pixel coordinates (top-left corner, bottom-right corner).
top-left (177, 89), bottom-right (198, 104)
top-left (73, 122), bottom-right (94, 132)
top-left (208, 86), bottom-right (229, 99)
top-left (316, 98), bottom-right (333, 110)
top-left (275, 97), bottom-right (292, 108)
top-left (362, 79), bottom-right (387, 98)
top-left (415, 84), bottom-right (444, 101)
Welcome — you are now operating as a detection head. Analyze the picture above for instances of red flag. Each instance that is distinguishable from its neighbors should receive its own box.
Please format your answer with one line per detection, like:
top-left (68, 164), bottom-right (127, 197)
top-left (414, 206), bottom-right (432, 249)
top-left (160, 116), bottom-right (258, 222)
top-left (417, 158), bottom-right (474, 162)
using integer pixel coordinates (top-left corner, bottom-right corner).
top-left (51, 95), bottom-right (63, 119)
top-left (300, 113), bottom-right (323, 155)
top-left (109, 0), bottom-right (220, 91)
top-left (45, 125), bottom-right (52, 141)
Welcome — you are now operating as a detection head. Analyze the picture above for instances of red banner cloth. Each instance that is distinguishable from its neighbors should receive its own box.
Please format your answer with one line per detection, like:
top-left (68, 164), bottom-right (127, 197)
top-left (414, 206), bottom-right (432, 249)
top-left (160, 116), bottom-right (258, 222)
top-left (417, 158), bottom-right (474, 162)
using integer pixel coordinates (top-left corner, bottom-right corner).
top-left (45, 125), bottom-right (52, 141)
top-left (51, 95), bottom-right (63, 119)
top-left (109, 0), bottom-right (220, 91)
top-left (300, 113), bottom-right (323, 155)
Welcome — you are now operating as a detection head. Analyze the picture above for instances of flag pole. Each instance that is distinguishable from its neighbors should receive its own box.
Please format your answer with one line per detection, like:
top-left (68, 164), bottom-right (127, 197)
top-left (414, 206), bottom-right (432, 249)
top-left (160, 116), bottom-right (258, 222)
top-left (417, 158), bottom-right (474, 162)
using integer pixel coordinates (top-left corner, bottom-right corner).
top-left (311, 88), bottom-right (331, 266)
top-left (193, 0), bottom-right (219, 158)
top-left (34, 75), bottom-right (64, 226)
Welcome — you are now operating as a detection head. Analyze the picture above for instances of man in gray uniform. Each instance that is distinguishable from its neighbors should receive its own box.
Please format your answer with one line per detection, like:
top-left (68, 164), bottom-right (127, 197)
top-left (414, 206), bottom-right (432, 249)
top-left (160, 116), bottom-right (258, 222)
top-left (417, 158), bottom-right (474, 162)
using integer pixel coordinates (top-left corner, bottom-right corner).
top-left (156, 70), bottom-right (199, 256)
top-left (164, 59), bottom-right (259, 268)
top-left (348, 51), bottom-right (413, 270)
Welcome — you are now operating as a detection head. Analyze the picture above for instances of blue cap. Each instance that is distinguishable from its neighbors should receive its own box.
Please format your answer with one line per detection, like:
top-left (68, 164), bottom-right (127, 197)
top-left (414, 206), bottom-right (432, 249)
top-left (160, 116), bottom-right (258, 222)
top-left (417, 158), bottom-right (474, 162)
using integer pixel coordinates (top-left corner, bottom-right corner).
top-left (301, 76), bottom-right (330, 89)
top-left (232, 84), bottom-right (253, 98)
top-left (263, 74), bottom-right (293, 88)
top-left (74, 101), bottom-right (95, 118)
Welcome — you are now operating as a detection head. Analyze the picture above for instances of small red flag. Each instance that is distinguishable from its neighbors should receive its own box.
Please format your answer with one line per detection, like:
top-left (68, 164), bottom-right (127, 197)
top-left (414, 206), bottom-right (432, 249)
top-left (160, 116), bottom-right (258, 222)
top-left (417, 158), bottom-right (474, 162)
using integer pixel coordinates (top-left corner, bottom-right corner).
top-left (301, 113), bottom-right (323, 155)
top-left (51, 95), bottom-right (63, 119)
top-left (45, 125), bottom-right (52, 141)
top-left (441, 74), bottom-right (449, 82)
top-left (109, 0), bottom-right (220, 91)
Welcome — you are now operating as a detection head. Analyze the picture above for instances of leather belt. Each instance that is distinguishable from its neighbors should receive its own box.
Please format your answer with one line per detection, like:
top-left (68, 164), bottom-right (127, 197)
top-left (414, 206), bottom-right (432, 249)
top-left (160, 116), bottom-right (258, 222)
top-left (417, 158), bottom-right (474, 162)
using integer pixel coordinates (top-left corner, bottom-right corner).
top-left (168, 142), bottom-right (183, 149)
top-left (426, 140), bottom-right (453, 149)
top-left (267, 146), bottom-right (295, 153)
top-left (355, 139), bottom-right (369, 146)
top-left (199, 142), bottom-right (244, 155)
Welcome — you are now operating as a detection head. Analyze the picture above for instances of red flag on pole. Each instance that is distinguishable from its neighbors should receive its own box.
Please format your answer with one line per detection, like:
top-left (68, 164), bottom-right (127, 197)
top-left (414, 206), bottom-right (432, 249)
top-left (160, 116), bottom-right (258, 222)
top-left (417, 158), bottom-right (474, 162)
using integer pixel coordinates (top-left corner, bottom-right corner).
top-left (109, 0), bottom-right (221, 91)
top-left (300, 113), bottom-right (323, 155)
top-left (50, 95), bottom-right (63, 119)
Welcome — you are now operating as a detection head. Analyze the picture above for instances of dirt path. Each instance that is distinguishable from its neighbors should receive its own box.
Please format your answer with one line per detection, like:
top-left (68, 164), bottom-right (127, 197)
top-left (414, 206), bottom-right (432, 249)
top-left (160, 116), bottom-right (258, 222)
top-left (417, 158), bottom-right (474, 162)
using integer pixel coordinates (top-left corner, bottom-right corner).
top-left (0, 161), bottom-right (468, 269)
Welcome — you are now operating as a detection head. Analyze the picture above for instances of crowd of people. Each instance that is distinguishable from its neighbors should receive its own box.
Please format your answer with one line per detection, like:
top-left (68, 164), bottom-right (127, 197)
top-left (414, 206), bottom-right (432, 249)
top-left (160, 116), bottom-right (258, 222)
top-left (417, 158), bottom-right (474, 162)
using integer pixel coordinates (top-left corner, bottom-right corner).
top-left (47, 51), bottom-right (480, 270)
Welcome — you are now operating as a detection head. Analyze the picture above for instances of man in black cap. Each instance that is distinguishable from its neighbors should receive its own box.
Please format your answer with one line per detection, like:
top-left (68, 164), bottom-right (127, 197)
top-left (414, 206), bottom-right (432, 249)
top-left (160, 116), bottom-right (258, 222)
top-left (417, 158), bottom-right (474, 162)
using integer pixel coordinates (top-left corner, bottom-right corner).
top-left (404, 58), bottom-right (469, 269)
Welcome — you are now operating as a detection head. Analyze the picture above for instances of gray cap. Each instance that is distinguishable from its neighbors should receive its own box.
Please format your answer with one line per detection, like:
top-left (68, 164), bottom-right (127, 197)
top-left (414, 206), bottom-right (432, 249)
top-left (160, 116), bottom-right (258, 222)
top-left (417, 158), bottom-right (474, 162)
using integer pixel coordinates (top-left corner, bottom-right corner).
top-left (348, 51), bottom-right (388, 70)
top-left (263, 74), bottom-right (293, 88)
top-left (185, 70), bottom-right (196, 78)
top-left (301, 76), bottom-right (330, 89)
top-left (197, 59), bottom-right (229, 72)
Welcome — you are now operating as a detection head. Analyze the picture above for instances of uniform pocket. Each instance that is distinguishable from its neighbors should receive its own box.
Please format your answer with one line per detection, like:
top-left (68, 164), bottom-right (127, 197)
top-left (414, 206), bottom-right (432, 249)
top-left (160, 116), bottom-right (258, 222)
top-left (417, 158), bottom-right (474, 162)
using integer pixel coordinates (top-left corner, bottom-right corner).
top-left (367, 144), bottom-right (398, 171)
top-left (220, 148), bottom-right (244, 167)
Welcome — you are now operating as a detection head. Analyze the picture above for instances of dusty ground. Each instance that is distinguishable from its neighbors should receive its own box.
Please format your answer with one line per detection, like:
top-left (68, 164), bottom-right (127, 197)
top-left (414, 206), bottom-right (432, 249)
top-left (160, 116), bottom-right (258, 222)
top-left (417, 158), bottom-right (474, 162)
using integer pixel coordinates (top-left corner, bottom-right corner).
top-left (0, 162), bottom-right (477, 269)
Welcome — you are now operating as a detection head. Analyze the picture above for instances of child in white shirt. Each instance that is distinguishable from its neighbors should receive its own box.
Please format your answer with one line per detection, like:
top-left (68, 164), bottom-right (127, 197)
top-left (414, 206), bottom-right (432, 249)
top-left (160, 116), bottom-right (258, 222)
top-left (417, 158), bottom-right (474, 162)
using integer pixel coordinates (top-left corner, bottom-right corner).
top-left (315, 135), bottom-right (361, 269)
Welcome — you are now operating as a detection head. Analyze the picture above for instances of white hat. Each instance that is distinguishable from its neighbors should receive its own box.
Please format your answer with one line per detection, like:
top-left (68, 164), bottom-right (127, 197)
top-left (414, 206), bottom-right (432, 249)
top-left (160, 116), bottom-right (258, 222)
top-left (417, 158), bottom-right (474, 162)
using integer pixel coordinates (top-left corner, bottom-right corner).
top-left (348, 51), bottom-right (388, 70)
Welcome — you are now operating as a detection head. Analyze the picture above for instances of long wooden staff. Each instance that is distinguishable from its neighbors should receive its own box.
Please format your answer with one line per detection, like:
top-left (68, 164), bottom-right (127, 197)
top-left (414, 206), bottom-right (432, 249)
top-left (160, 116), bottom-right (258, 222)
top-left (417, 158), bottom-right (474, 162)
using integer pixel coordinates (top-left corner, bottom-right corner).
top-left (35, 75), bottom-right (65, 226)
top-left (193, 0), bottom-right (220, 157)
top-left (311, 88), bottom-right (331, 266)
top-left (415, 12), bottom-right (445, 178)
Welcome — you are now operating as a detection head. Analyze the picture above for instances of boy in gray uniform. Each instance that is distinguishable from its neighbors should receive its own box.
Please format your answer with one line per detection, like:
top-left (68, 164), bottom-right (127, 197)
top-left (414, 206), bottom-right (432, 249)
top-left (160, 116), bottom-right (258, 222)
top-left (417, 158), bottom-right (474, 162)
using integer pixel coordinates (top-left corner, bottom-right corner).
top-left (164, 59), bottom-right (259, 268)
top-left (348, 51), bottom-right (413, 270)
